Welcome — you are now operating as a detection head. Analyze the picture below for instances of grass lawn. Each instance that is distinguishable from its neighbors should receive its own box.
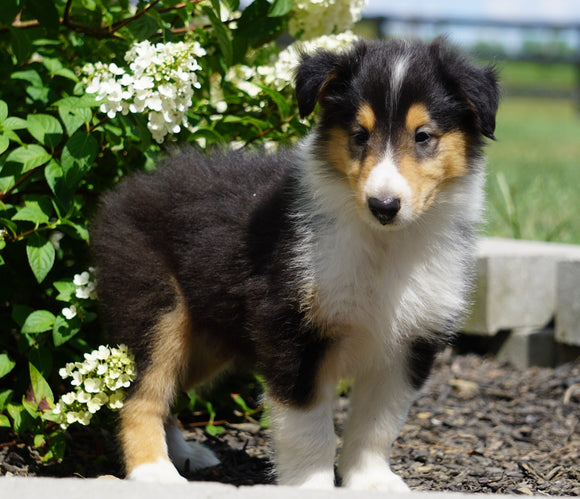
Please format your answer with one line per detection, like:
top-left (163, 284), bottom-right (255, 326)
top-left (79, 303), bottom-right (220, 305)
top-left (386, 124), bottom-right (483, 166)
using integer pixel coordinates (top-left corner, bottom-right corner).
top-left (484, 96), bottom-right (580, 244)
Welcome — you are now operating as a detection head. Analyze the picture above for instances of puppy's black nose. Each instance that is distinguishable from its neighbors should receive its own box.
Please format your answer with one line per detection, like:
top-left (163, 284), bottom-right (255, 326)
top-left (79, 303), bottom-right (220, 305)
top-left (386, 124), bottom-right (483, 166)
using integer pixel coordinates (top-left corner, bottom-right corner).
top-left (368, 196), bottom-right (401, 225)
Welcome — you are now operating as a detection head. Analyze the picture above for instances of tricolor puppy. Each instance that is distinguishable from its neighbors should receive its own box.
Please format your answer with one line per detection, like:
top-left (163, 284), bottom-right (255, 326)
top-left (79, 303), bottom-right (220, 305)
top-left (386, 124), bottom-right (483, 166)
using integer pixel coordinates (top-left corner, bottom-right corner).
top-left (91, 38), bottom-right (499, 489)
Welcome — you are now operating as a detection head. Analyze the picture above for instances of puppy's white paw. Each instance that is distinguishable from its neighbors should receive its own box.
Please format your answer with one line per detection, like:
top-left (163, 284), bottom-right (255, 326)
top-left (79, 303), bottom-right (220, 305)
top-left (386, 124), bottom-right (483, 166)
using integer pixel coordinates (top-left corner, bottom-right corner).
top-left (343, 467), bottom-right (409, 492)
top-left (127, 459), bottom-right (187, 483)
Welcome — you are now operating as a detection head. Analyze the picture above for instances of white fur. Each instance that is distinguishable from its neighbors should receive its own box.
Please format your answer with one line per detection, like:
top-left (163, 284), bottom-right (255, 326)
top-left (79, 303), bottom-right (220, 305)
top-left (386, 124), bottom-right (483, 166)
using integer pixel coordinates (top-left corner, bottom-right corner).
top-left (166, 418), bottom-right (220, 473)
top-left (390, 54), bottom-right (410, 108)
top-left (280, 137), bottom-right (484, 489)
top-left (267, 388), bottom-right (337, 488)
top-left (362, 147), bottom-right (415, 226)
top-left (128, 458), bottom-right (186, 483)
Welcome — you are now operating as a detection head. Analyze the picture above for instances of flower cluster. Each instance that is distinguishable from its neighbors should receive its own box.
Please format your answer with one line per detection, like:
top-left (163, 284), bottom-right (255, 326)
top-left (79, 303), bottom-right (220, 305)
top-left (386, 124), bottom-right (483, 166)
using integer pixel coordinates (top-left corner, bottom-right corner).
top-left (226, 32), bottom-right (360, 97)
top-left (53, 345), bottom-right (136, 429)
top-left (289, 0), bottom-right (368, 40)
top-left (84, 40), bottom-right (206, 143)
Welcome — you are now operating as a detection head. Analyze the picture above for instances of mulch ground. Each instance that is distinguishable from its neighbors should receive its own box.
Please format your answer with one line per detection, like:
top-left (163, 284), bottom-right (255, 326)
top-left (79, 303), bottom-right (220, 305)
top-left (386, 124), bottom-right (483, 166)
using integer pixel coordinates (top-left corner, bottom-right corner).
top-left (1, 349), bottom-right (579, 495)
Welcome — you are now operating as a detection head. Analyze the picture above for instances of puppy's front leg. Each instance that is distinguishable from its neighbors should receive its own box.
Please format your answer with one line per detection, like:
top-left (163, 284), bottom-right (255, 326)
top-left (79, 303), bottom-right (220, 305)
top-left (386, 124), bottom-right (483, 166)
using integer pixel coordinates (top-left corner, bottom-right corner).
top-left (267, 387), bottom-right (336, 489)
top-left (338, 360), bottom-right (416, 491)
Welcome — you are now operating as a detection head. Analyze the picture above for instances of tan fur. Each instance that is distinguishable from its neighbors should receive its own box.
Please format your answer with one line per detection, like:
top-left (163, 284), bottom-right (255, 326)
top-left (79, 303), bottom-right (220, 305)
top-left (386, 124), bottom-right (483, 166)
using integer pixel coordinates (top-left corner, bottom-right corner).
top-left (399, 130), bottom-right (468, 214)
top-left (119, 283), bottom-right (192, 473)
top-left (324, 127), bottom-right (360, 183)
top-left (356, 102), bottom-right (376, 132)
top-left (405, 102), bottom-right (431, 131)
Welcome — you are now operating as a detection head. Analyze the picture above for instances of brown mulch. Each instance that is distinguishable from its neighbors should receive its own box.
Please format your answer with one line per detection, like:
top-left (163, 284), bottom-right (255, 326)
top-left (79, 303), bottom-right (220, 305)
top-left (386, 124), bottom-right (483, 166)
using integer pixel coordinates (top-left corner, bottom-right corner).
top-left (1, 350), bottom-right (579, 495)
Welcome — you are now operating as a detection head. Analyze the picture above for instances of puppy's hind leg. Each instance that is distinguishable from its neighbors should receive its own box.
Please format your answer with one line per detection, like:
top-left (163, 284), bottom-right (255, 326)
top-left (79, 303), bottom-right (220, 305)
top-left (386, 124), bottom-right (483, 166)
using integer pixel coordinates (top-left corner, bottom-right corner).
top-left (120, 288), bottom-right (192, 483)
top-left (166, 416), bottom-right (220, 474)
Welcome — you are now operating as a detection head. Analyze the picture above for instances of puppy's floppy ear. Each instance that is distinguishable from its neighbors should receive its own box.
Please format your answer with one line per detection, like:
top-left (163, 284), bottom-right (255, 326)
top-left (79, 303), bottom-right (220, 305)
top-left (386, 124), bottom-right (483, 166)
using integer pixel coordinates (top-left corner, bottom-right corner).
top-left (294, 49), bottom-right (342, 119)
top-left (430, 37), bottom-right (500, 140)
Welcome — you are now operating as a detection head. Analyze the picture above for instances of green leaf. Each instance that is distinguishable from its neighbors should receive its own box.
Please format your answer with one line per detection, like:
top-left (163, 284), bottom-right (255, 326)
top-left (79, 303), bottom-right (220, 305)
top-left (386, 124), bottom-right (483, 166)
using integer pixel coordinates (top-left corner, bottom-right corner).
top-left (29, 362), bottom-right (54, 409)
top-left (0, 415), bottom-right (10, 428)
top-left (256, 84), bottom-right (291, 118)
top-left (128, 12), bottom-right (159, 41)
top-left (24, 0), bottom-right (60, 31)
top-left (0, 389), bottom-right (13, 411)
top-left (0, 0), bottom-right (21, 27)
top-left (4, 116), bottom-right (29, 130)
top-left (7, 144), bottom-right (51, 173)
top-left (7, 402), bottom-right (35, 433)
top-left (61, 132), bottom-right (98, 176)
top-left (0, 136), bottom-right (9, 155)
top-left (53, 315), bottom-right (81, 346)
top-left (236, 0), bottom-right (286, 42)
top-left (269, 0), bottom-right (293, 17)
top-left (11, 198), bottom-right (52, 225)
top-left (9, 28), bottom-right (34, 64)
top-left (202, 5), bottom-right (233, 66)
top-left (53, 280), bottom-right (76, 301)
top-left (0, 100), bottom-right (8, 121)
top-left (21, 309), bottom-right (56, 334)
top-left (27, 114), bottom-right (64, 148)
top-left (0, 353), bottom-right (16, 379)
top-left (11, 68), bottom-right (43, 88)
top-left (26, 233), bottom-right (55, 283)
top-left (205, 424), bottom-right (225, 436)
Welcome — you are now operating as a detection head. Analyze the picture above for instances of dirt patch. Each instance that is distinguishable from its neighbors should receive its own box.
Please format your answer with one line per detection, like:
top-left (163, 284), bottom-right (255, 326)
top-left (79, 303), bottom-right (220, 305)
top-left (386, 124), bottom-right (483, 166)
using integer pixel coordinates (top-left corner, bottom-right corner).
top-left (2, 350), bottom-right (579, 494)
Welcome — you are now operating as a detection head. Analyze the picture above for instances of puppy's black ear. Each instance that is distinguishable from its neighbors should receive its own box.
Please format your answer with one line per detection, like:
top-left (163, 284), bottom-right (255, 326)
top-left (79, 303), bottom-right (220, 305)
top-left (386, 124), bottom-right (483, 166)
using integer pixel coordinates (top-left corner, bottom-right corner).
top-left (294, 49), bottom-right (342, 118)
top-left (430, 37), bottom-right (500, 140)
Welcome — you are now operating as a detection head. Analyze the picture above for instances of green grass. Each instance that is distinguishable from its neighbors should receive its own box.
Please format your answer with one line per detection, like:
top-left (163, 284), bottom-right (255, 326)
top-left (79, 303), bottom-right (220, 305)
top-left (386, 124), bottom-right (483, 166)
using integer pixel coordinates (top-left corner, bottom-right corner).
top-left (492, 60), bottom-right (578, 94)
top-left (484, 96), bottom-right (580, 244)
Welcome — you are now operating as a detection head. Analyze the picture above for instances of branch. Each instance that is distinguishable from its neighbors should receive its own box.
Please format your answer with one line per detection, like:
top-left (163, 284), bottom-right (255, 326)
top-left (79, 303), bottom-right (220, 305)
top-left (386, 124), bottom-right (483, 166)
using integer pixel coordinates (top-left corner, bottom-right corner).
top-left (1, 0), bottom-right (200, 39)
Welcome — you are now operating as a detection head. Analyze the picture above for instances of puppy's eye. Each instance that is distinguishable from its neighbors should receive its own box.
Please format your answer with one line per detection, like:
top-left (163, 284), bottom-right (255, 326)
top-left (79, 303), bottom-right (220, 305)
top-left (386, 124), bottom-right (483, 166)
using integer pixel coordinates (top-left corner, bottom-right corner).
top-left (415, 130), bottom-right (431, 144)
top-left (352, 129), bottom-right (370, 147)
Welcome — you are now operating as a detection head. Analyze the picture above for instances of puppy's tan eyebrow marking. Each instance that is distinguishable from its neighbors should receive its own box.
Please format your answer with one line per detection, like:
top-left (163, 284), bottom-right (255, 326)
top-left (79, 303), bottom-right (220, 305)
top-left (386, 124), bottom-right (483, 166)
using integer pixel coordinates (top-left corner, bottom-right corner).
top-left (405, 103), bottom-right (431, 131)
top-left (356, 102), bottom-right (376, 132)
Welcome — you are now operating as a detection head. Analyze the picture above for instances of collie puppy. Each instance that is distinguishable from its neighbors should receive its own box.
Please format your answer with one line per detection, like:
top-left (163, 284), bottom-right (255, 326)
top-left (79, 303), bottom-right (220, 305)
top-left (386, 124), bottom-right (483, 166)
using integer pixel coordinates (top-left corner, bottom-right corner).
top-left (91, 37), bottom-right (499, 490)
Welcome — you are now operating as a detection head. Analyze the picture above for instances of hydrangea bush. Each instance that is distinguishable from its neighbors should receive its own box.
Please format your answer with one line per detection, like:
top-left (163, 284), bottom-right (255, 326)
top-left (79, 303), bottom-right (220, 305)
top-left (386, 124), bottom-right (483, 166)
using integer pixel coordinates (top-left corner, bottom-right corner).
top-left (0, 0), bottom-right (367, 462)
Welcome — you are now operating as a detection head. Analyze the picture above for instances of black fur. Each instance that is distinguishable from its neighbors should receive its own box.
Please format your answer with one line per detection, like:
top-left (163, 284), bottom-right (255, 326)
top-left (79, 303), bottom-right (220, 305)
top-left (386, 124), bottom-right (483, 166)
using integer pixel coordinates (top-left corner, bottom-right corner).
top-left (91, 148), bottom-right (331, 406)
top-left (92, 37), bottom-right (500, 410)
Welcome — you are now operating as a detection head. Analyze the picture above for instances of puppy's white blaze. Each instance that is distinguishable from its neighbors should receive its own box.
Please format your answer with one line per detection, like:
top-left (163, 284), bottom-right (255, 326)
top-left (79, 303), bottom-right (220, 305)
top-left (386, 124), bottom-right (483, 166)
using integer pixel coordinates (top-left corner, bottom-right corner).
top-left (363, 150), bottom-right (413, 223)
top-left (390, 55), bottom-right (409, 107)
top-left (128, 458), bottom-right (186, 483)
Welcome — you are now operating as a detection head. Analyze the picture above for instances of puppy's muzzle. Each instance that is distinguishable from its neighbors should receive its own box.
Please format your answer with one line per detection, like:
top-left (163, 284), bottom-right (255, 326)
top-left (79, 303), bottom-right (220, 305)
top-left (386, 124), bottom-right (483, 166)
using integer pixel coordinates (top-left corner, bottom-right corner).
top-left (368, 196), bottom-right (401, 225)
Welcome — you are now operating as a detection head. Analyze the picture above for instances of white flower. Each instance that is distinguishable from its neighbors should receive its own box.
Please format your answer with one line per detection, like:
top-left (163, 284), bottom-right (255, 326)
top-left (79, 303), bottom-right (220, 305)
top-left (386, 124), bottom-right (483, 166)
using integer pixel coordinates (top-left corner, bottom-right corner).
top-left (87, 393), bottom-right (109, 414)
top-left (61, 392), bottom-right (76, 405)
top-left (84, 377), bottom-right (102, 393)
top-left (62, 305), bottom-right (77, 320)
top-left (76, 390), bottom-right (90, 403)
top-left (53, 344), bottom-right (137, 428)
top-left (95, 345), bottom-right (111, 361)
top-left (289, 0), bottom-right (368, 40)
top-left (226, 32), bottom-right (359, 97)
top-left (84, 40), bottom-right (207, 143)
top-left (70, 371), bottom-right (83, 386)
top-left (73, 271), bottom-right (90, 286)
top-left (107, 391), bottom-right (126, 409)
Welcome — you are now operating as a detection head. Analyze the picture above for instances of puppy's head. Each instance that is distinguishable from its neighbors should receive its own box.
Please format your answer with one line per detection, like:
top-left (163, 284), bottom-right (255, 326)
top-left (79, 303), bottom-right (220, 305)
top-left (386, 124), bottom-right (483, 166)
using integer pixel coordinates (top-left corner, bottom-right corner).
top-left (295, 37), bottom-right (499, 229)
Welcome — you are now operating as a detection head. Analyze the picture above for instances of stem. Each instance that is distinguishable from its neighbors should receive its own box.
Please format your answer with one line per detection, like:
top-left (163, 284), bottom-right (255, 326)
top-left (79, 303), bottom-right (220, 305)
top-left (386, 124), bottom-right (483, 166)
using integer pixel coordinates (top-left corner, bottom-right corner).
top-left (0, 165), bottom-right (44, 203)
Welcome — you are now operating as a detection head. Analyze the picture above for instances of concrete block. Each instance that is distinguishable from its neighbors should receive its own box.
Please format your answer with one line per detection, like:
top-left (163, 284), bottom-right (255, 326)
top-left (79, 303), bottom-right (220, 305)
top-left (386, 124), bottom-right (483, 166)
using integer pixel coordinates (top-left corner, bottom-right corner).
top-left (464, 238), bottom-right (580, 336)
top-left (496, 327), bottom-right (556, 368)
top-left (556, 260), bottom-right (580, 346)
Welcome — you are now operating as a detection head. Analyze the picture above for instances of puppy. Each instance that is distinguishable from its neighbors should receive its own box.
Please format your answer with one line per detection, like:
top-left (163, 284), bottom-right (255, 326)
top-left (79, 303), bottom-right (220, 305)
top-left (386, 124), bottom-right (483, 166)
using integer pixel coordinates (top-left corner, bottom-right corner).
top-left (91, 37), bottom-right (499, 489)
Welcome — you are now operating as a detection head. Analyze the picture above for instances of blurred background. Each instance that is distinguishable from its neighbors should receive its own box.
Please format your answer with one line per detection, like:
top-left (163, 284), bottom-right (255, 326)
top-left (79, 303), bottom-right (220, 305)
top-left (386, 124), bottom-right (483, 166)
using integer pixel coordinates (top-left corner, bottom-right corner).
top-left (357, 0), bottom-right (580, 244)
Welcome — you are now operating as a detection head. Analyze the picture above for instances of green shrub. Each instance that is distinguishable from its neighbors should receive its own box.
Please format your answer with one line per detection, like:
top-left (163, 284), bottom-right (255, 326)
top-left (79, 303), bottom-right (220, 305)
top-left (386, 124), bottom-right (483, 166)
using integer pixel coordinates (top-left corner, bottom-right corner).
top-left (0, 0), bottom-right (366, 462)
